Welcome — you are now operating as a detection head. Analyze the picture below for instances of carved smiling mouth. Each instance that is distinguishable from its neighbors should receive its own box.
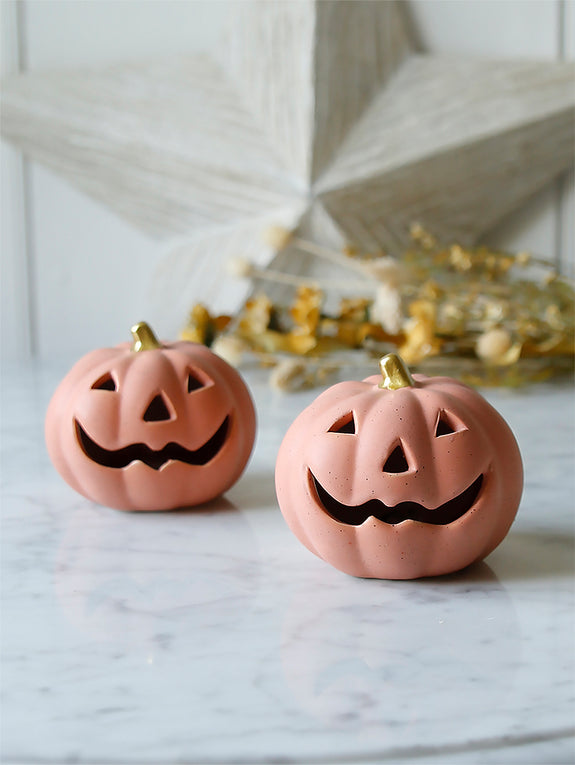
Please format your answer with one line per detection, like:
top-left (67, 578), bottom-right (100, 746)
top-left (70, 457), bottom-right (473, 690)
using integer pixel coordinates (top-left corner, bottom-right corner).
top-left (75, 416), bottom-right (229, 470)
top-left (310, 470), bottom-right (484, 525)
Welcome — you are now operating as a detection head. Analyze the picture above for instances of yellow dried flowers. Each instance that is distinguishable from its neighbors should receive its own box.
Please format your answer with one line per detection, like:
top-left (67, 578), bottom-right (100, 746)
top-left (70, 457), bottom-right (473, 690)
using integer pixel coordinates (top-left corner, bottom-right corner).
top-left (181, 226), bottom-right (575, 390)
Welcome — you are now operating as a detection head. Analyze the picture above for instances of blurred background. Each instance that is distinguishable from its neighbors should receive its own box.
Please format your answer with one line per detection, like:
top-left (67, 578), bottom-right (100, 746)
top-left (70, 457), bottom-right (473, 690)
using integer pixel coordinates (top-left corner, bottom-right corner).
top-left (1, 0), bottom-right (573, 364)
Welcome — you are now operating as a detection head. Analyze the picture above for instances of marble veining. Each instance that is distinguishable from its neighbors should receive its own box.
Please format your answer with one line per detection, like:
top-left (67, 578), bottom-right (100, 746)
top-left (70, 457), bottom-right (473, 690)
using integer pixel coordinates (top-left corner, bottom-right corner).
top-left (1, 361), bottom-right (574, 763)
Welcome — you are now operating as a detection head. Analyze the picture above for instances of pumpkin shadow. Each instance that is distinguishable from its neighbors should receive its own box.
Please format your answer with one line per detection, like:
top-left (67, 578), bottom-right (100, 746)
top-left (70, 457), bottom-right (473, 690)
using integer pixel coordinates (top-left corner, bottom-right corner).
top-left (486, 528), bottom-right (575, 580)
top-left (414, 558), bottom-right (502, 587)
top-left (226, 468), bottom-right (277, 512)
top-left (123, 494), bottom-right (240, 516)
top-left (170, 494), bottom-right (240, 516)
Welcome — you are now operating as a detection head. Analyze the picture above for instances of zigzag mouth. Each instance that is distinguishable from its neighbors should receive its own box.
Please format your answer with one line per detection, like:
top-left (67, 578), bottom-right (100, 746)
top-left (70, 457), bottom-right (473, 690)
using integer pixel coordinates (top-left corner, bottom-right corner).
top-left (75, 416), bottom-right (229, 471)
top-left (310, 470), bottom-right (484, 525)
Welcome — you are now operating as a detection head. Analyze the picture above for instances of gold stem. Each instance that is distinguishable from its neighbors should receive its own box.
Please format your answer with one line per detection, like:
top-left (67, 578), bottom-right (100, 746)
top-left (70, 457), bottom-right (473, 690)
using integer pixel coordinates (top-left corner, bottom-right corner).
top-left (131, 322), bottom-right (161, 352)
top-left (378, 353), bottom-right (415, 390)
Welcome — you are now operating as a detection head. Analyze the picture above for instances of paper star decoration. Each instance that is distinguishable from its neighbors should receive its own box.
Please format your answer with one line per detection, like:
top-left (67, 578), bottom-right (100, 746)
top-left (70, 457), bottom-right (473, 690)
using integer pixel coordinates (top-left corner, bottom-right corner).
top-left (2, 0), bottom-right (574, 322)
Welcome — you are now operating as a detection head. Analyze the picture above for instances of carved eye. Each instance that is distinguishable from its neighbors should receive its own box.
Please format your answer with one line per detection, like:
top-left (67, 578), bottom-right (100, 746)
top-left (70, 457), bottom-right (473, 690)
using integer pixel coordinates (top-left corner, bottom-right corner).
top-left (91, 373), bottom-right (116, 391)
top-left (187, 374), bottom-right (203, 392)
top-left (328, 412), bottom-right (356, 434)
top-left (187, 368), bottom-right (212, 392)
top-left (435, 411), bottom-right (464, 437)
top-left (383, 443), bottom-right (409, 473)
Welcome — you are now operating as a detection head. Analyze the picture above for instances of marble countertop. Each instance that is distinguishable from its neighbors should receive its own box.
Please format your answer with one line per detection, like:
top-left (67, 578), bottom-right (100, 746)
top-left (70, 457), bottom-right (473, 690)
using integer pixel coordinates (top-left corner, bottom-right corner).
top-left (2, 361), bottom-right (574, 764)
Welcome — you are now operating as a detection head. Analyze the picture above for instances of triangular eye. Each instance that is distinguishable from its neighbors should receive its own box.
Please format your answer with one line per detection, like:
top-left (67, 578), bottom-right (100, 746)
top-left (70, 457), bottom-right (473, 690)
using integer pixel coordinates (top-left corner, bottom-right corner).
top-left (91, 373), bottom-right (116, 391)
top-left (187, 372), bottom-right (204, 392)
top-left (328, 412), bottom-right (356, 434)
top-left (383, 444), bottom-right (409, 473)
top-left (435, 412), bottom-right (458, 437)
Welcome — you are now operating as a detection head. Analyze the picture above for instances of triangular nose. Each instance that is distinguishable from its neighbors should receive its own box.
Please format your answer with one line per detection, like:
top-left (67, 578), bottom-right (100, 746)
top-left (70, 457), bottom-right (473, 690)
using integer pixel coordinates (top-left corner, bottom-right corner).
top-left (143, 394), bottom-right (171, 422)
top-left (383, 443), bottom-right (409, 473)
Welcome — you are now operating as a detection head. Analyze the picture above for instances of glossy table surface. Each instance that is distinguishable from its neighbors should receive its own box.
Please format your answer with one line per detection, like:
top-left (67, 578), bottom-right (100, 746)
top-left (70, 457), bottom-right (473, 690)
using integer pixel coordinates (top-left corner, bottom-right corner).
top-left (2, 361), bottom-right (574, 764)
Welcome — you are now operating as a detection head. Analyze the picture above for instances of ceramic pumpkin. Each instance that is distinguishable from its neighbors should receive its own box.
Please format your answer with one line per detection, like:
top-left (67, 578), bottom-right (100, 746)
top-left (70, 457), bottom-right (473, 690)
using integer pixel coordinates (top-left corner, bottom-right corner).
top-left (46, 322), bottom-right (256, 510)
top-left (275, 354), bottom-right (523, 579)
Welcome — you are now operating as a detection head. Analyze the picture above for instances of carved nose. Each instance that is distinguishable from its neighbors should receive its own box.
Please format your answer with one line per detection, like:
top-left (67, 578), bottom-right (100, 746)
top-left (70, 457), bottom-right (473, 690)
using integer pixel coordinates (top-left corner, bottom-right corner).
top-left (143, 394), bottom-right (172, 422)
top-left (383, 443), bottom-right (409, 473)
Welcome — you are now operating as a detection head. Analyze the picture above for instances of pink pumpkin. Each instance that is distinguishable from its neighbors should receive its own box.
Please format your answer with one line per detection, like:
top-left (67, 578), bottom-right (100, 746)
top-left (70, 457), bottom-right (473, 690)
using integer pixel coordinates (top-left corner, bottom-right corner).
top-left (275, 354), bottom-right (523, 579)
top-left (46, 322), bottom-right (256, 510)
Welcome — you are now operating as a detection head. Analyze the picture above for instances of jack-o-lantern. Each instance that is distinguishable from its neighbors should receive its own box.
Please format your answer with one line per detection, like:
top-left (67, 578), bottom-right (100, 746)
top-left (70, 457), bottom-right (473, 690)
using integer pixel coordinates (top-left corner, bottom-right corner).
top-left (46, 322), bottom-right (256, 510)
top-left (275, 354), bottom-right (523, 579)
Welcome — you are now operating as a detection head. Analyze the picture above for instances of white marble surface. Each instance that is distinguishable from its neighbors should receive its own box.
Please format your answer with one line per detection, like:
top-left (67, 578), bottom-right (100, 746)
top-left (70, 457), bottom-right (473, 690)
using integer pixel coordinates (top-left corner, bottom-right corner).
top-left (1, 361), bottom-right (574, 764)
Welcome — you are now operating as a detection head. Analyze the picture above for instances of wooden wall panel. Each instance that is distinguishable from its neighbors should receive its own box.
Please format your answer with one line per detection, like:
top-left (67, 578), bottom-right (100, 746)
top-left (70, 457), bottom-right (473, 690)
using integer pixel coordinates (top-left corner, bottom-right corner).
top-left (409, 0), bottom-right (564, 265)
top-left (1, 1), bottom-right (32, 359)
top-left (560, 0), bottom-right (574, 277)
top-left (23, 0), bottom-right (228, 69)
top-left (22, 1), bottom-right (230, 358)
top-left (1, 0), bottom-right (573, 359)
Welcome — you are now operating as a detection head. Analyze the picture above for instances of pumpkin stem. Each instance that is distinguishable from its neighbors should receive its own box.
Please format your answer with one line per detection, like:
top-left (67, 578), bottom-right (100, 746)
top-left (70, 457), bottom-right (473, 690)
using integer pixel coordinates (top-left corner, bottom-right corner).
top-left (131, 322), bottom-right (161, 352)
top-left (378, 353), bottom-right (415, 390)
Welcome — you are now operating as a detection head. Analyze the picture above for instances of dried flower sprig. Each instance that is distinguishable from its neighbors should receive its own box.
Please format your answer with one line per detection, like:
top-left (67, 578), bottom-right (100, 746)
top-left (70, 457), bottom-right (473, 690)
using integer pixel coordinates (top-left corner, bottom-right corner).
top-left (227, 255), bottom-right (373, 291)
top-left (181, 304), bottom-right (231, 346)
top-left (181, 226), bottom-right (574, 389)
top-left (263, 226), bottom-right (372, 278)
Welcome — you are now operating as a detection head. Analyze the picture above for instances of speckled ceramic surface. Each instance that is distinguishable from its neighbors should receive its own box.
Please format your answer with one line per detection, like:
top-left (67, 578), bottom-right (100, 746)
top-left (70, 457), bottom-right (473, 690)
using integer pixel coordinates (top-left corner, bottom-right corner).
top-left (45, 325), bottom-right (256, 511)
top-left (276, 361), bottom-right (523, 579)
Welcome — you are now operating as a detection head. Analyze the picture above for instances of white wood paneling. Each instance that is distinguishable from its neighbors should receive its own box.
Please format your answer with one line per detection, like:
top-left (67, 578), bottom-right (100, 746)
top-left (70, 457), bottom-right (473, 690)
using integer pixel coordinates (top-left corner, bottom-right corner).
top-left (1, 0), bottom-right (32, 360)
top-left (409, 0), bottom-right (564, 264)
top-left (408, 0), bottom-right (560, 59)
top-left (1, 0), bottom-right (573, 360)
top-left (560, 0), bottom-right (575, 277)
top-left (30, 164), bottom-right (166, 356)
top-left (24, 0), bottom-right (228, 68)
top-left (0, 144), bottom-right (30, 359)
top-left (560, 170), bottom-right (574, 279)
top-left (22, 0), bottom-right (231, 360)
